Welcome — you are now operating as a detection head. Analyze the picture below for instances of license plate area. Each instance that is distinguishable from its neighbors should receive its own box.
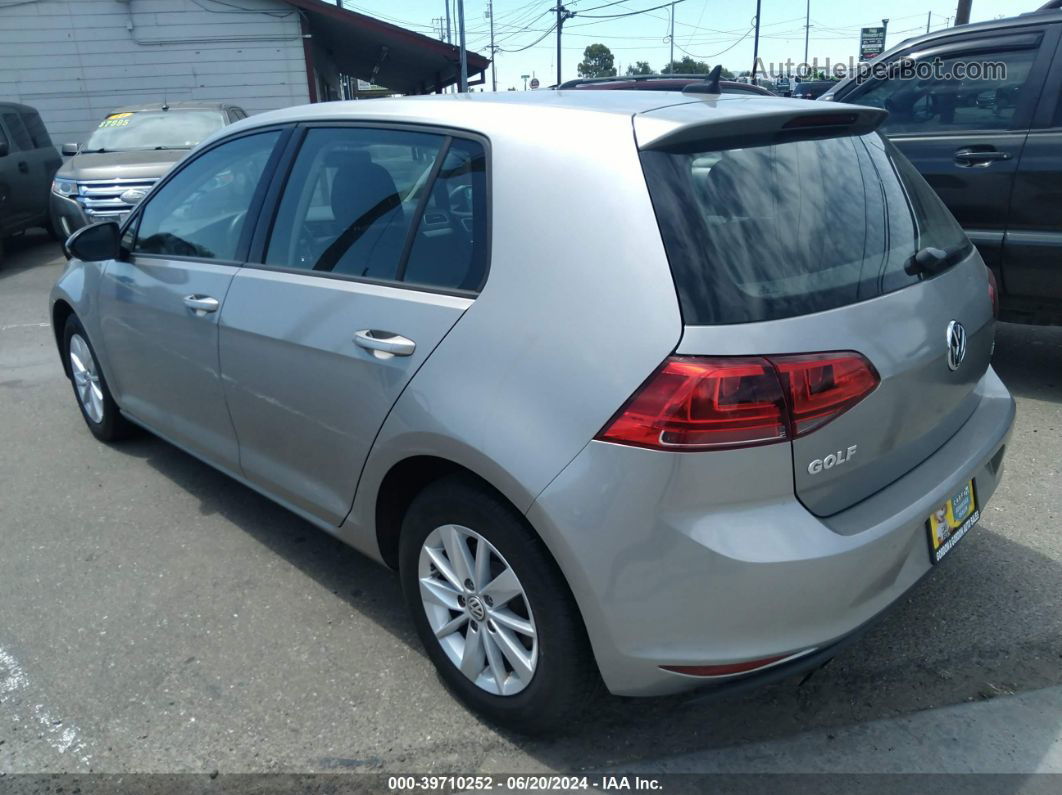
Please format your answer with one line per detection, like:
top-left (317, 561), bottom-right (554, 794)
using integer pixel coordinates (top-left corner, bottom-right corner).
top-left (927, 479), bottom-right (978, 564)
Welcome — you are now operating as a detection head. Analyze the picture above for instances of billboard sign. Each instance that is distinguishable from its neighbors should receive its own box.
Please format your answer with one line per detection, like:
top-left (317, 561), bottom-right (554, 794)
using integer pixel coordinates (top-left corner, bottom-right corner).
top-left (860, 27), bottom-right (886, 61)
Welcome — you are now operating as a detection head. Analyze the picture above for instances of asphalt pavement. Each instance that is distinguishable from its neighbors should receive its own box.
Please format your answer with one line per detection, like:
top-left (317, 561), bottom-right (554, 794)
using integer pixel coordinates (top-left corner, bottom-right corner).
top-left (1, 232), bottom-right (1060, 777)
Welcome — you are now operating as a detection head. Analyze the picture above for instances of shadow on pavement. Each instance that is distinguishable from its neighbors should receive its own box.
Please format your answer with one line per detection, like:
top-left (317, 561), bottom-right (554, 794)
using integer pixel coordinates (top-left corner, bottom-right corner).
top-left (0, 229), bottom-right (59, 280)
top-left (993, 321), bottom-right (1062, 404)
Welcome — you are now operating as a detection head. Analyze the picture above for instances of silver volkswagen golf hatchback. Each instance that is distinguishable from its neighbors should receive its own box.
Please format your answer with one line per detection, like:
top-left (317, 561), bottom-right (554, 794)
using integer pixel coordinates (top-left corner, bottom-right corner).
top-left (51, 91), bottom-right (1015, 732)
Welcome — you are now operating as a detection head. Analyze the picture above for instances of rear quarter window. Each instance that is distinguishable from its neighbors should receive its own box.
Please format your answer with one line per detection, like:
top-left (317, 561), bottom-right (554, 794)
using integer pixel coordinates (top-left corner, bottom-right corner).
top-left (639, 132), bottom-right (970, 324)
top-left (20, 111), bottom-right (52, 149)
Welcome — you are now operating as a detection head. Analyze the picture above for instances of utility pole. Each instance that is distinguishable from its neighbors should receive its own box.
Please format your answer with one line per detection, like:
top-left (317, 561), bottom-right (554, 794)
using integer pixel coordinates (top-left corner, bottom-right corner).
top-left (926, 11), bottom-right (932, 33)
top-left (881, 18), bottom-right (889, 49)
top-left (554, 5), bottom-right (574, 86)
top-left (751, 0), bottom-right (761, 82)
top-left (669, 2), bottom-right (675, 73)
top-left (444, 0), bottom-right (453, 91)
top-left (457, 0), bottom-right (468, 92)
top-left (955, 0), bottom-right (972, 26)
top-left (488, 0), bottom-right (497, 92)
top-left (803, 0), bottom-right (810, 67)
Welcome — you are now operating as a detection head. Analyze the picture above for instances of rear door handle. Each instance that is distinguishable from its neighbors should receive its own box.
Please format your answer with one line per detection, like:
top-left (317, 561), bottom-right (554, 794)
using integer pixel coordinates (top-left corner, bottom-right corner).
top-left (954, 148), bottom-right (1012, 166)
top-left (183, 294), bottom-right (220, 315)
top-left (353, 329), bottom-right (416, 358)
top-left (17, 160), bottom-right (29, 174)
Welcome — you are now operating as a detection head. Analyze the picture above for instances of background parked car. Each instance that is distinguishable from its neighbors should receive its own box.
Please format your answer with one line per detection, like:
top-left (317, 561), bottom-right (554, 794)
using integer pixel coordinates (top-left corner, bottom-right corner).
top-left (558, 74), bottom-right (776, 95)
top-left (0, 101), bottom-right (61, 264)
top-left (50, 101), bottom-right (247, 237)
top-left (821, 5), bottom-right (1062, 325)
top-left (791, 80), bottom-right (837, 99)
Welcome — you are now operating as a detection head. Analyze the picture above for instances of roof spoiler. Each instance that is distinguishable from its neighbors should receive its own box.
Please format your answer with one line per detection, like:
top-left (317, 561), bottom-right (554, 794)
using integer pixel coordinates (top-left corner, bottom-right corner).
top-left (636, 105), bottom-right (889, 150)
top-left (681, 65), bottom-right (723, 96)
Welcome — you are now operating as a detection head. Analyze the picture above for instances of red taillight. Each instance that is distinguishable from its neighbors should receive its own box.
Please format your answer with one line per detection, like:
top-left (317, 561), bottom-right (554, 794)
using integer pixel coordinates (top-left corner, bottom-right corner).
top-left (986, 266), bottom-right (1000, 318)
top-left (770, 352), bottom-right (881, 437)
top-left (597, 352), bottom-right (878, 451)
top-left (596, 357), bottom-right (788, 451)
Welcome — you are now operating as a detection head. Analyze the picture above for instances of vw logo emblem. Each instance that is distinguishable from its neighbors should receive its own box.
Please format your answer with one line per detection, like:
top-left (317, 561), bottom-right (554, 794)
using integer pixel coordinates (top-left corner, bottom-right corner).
top-left (946, 320), bottom-right (967, 371)
top-left (466, 595), bottom-right (487, 622)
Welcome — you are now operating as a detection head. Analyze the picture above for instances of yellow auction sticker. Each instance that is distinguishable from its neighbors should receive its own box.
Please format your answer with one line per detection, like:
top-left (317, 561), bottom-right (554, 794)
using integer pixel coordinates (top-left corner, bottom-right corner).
top-left (98, 112), bottom-right (134, 128)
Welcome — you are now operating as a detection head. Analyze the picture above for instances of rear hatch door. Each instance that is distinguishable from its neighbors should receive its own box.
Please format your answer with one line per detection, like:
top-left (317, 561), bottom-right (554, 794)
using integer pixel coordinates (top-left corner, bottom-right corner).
top-left (636, 99), bottom-right (994, 516)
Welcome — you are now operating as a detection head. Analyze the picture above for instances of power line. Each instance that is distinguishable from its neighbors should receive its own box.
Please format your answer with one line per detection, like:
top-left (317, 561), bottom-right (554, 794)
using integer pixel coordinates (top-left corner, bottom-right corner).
top-left (577, 0), bottom-right (687, 20)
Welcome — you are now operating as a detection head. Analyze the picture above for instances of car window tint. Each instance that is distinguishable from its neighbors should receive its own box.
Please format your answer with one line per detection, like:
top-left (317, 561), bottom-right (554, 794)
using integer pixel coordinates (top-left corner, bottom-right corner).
top-left (20, 111), bottom-right (51, 149)
top-left (402, 138), bottom-right (488, 291)
top-left (133, 130), bottom-right (279, 261)
top-left (640, 132), bottom-right (969, 324)
top-left (1, 112), bottom-right (33, 151)
top-left (851, 47), bottom-right (1037, 133)
top-left (265, 127), bottom-right (444, 281)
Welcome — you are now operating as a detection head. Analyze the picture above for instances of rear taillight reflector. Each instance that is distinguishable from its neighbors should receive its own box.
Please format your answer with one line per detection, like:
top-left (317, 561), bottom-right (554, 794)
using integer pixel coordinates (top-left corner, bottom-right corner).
top-left (986, 266), bottom-right (1000, 318)
top-left (596, 352), bottom-right (879, 451)
top-left (661, 654), bottom-right (790, 677)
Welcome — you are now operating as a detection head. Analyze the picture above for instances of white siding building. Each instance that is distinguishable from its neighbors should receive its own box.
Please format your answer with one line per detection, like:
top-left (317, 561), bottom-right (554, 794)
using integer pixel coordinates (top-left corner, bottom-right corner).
top-left (0, 0), bottom-right (488, 144)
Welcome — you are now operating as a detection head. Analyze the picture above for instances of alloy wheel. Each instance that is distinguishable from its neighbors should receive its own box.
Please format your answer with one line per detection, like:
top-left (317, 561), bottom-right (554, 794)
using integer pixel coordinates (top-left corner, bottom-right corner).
top-left (418, 524), bottom-right (538, 696)
top-left (69, 333), bottom-right (104, 424)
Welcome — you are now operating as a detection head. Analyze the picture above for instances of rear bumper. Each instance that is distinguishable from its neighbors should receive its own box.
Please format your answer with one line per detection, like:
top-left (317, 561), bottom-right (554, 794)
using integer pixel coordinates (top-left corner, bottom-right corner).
top-left (527, 366), bottom-right (1015, 696)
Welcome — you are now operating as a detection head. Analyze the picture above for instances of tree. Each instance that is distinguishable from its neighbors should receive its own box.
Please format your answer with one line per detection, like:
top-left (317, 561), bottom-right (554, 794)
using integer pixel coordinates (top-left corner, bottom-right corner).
top-left (661, 55), bottom-right (710, 75)
top-left (626, 60), bottom-right (653, 76)
top-left (577, 43), bottom-right (617, 78)
top-left (661, 57), bottom-right (734, 80)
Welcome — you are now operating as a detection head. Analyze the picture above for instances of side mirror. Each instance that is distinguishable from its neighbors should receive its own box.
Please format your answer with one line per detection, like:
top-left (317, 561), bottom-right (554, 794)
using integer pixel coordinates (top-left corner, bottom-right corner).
top-left (0, 141), bottom-right (8, 157)
top-left (61, 142), bottom-right (79, 156)
top-left (66, 221), bottom-right (120, 262)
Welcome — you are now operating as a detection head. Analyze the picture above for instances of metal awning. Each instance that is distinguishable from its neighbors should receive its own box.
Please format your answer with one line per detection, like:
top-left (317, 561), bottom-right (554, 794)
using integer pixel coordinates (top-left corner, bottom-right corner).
top-left (285, 0), bottom-right (490, 95)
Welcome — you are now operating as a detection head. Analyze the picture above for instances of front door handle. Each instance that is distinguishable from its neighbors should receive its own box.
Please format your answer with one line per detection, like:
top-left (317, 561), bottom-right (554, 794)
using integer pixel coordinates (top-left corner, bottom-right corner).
top-left (17, 160), bottom-right (29, 174)
top-left (353, 329), bottom-right (416, 358)
top-left (183, 294), bottom-right (220, 315)
top-left (954, 148), bottom-right (1012, 166)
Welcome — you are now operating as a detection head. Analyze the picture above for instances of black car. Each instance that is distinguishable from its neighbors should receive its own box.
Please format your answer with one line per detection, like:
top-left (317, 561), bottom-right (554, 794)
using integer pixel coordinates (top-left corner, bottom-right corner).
top-left (822, 1), bottom-right (1062, 325)
top-left (791, 80), bottom-right (837, 99)
top-left (0, 102), bottom-right (61, 264)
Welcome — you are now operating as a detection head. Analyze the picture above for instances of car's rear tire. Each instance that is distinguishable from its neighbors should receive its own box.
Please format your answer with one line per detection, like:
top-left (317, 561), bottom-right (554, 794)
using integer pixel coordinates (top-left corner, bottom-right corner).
top-left (63, 314), bottom-right (134, 442)
top-left (399, 474), bottom-right (602, 734)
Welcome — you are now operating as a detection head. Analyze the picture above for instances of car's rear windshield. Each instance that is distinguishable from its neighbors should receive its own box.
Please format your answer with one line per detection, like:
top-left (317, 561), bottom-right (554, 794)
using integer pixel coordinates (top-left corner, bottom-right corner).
top-left (639, 132), bottom-right (969, 324)
top-left (84, 110), bottom-right (225, 153)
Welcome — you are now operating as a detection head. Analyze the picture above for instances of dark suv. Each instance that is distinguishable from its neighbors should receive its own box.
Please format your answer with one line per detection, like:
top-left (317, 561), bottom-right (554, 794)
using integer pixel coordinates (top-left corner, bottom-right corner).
top-left (822, 3), bottom-right (1062, 324)
top-left (0, 102), bottom-right (61, 264)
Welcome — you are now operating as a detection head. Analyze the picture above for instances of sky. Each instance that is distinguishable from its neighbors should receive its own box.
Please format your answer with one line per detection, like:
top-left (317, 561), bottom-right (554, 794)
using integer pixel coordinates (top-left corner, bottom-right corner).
top-left (342, 0), bottom-right (1026, 88)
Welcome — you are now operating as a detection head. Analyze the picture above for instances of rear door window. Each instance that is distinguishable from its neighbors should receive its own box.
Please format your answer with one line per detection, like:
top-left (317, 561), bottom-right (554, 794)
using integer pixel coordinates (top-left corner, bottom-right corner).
top-left (640, 132), bottom-right (969, 324)
top-left (1, 112), bottom-right (33, 151)
top-left (19, 111), bottom-right (51, 149)
top-left (847, 45), bottom-right (1039, 134)
top-left (264, 127), bottom-right (488, 291)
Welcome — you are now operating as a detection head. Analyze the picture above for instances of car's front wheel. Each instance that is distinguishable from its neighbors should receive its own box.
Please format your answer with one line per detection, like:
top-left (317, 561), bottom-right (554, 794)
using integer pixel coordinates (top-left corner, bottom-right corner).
top-left (399, 475), bottom-right (601, 733)
top-left (63, 315), bottom-right (134, 442)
